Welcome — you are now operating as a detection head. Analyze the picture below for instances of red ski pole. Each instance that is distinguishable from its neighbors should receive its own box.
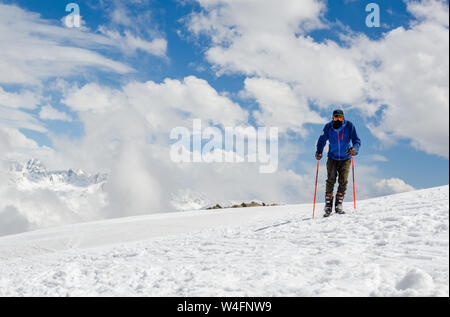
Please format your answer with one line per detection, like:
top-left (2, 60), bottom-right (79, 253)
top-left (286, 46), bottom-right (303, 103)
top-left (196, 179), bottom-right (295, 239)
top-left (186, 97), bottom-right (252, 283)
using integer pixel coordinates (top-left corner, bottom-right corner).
top-left (312, 160), bottom-right (319, 219)
top-left (352, 156), bottom-right (356, 211)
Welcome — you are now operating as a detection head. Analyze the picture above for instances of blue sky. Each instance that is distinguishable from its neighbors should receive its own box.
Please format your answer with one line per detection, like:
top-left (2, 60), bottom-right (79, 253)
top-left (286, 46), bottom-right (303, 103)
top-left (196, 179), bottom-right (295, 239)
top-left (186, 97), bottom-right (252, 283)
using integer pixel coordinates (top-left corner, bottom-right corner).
top-left (0, 0), bottom-right (448, 204)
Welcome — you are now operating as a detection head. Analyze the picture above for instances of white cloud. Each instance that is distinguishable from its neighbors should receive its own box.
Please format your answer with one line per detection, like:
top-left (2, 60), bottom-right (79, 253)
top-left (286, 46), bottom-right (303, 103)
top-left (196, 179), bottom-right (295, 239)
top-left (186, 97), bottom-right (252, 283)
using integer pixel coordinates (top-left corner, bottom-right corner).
top-left (0, 175), bottom-right (105, 234)
top-left (98, 28), bottom-right (167, 57)
top-left (0, 87), bottom-right (42, 110)
top-left (96, 0), bottom-right (168, 57)
top-left (102, 144), bottom-right (164, 218)
top-left (354, 0), bottom-right (449, 158)
top-left (0, 3), bottom-right (168, 85)
top-left (39, 105), bottom-right (73, 122)
top-left (123, 76), bottom-right (248, 128)
top-left (0, 2), bottom-right (169, 181)
top-left (367, 154), bottom-right (389, 162)
top-left (47, 75), bottom-right (321, 218)
top-left (407, 0), bottom-right (449, 25)
top-left (243, 77), bottom-right (326, 136)
top-left (187, 0), bottom-right (366, 107)
top-left (0, 127), bottom-right (56, 166)
top-left (188, 0), bottom-right (326, 41)
top-left (375, 178), bottom-right (416, 196)
top-left (62, 83), bottom-right (126, 114)
top-left (63, 76), bottom-right (248, 129)
top-left (188, 0), bottom-right (449, 158)
top-left (0, 106), bottom-right (46, 132)
top-left (110, 6), bottom-right (133, 26)
top-left (56, 76), bottom-right (248, 169)
top-left (1, 128), bottom-right (36, 151)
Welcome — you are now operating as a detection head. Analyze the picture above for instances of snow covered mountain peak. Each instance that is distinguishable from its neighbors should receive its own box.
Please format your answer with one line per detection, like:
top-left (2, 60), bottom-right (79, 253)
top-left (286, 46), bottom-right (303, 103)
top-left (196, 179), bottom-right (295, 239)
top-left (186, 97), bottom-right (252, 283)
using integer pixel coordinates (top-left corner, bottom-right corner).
top-left (25, 158), bottom-right (47, 175)
top-left (8, 159), bottom-right (107, 188)
top-left (1, 159), bottom-right (109, 234)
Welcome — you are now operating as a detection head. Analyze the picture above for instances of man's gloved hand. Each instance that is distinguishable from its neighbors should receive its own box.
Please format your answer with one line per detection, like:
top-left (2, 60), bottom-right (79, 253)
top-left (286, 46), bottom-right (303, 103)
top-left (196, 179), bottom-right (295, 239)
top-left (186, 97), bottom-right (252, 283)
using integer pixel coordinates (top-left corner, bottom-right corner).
top-left (315, 151), bottom-right (322, 160)
top-left (346, 147), bottom-right (356, 156)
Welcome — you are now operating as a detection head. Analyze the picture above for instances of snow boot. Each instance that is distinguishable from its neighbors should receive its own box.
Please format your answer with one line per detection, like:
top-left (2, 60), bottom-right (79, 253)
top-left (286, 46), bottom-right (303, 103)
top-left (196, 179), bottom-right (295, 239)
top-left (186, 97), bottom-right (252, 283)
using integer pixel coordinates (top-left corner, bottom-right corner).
top-left (323, 194), bottom-right (333, 217)
top-left (335, 193), bottom-right (345, 214)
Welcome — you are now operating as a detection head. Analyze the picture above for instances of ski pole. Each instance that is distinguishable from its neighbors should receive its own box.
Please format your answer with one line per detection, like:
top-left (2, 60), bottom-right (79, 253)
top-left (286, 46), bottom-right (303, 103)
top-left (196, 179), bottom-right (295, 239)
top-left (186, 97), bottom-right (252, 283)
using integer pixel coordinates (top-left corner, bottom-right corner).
top-left (312, 160), bottom-right (319, 219)
top-left (352, 156), bottom-right (356, 211)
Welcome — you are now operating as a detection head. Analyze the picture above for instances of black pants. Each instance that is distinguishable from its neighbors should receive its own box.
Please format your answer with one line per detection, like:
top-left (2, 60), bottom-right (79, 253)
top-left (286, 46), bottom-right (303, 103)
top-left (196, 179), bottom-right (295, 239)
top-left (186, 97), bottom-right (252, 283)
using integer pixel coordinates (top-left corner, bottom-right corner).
top-left (325, 158), bottom-right (351, 196)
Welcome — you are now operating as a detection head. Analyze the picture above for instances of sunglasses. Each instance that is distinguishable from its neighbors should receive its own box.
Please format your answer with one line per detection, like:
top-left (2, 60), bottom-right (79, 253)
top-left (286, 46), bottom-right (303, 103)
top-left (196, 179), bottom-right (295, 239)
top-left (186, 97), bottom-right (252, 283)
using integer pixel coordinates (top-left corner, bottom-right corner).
top-left (333, 116), bottom-right (344, 121)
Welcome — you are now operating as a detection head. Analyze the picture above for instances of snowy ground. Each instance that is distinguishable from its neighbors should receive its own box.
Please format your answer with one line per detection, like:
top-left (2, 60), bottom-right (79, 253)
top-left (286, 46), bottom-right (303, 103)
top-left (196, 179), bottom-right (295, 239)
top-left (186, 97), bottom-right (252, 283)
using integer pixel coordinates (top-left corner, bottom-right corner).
top-left (0, 186), bottom-right (448, 297)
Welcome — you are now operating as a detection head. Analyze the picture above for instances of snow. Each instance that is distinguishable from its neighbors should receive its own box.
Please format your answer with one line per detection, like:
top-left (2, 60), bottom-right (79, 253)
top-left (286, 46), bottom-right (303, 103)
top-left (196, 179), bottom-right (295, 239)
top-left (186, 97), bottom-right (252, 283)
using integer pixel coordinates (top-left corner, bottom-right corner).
top-left (0, 185), bottom-right (448, 296)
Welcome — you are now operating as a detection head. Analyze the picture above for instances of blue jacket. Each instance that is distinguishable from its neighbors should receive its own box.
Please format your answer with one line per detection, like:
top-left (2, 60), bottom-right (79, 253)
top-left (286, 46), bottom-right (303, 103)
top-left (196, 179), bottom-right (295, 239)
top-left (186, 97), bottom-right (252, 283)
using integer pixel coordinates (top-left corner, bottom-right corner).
top-left (316, 120), bottom-right (361, 161)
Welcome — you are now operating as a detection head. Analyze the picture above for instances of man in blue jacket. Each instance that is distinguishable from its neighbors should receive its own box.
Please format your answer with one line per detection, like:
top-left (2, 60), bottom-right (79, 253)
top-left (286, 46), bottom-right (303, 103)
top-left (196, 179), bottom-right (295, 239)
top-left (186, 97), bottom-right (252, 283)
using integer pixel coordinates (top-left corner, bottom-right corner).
top-left (315, 109), bottom-right (361, 217)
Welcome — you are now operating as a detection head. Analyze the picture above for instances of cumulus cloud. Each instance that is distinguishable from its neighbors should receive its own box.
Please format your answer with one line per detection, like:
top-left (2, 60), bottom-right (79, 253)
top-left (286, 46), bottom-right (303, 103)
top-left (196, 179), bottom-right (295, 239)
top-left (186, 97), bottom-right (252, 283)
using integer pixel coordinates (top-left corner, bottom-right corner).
top-left (375, 178), bottom-right (416, 196)
top-left (355, 0), bottom-right (449, 158)
top-left (39, 105), bottom-right (73, 122)
top-left (62, 76), bottom-right (248, 130)
top-left (62, 83), bottom-right (126, 114)
top-left (0, 87), bottom-right (42, 110)
top-left (39, 76), bottom-right (249, 218)
top-left (41, 75), bottom-right (319, 218)
top-left (0, 127), bottom-right (56, 165)
top-left (243, 77), bottom-right (326, 136)
top-left (188, 0), bottom-right (326, 41)
top-left (187, 0), bottom-right (449, 158)
top-left (407, 0), bottom-right (449, 25)
top-left (187, 0), bottom-right (365, 107)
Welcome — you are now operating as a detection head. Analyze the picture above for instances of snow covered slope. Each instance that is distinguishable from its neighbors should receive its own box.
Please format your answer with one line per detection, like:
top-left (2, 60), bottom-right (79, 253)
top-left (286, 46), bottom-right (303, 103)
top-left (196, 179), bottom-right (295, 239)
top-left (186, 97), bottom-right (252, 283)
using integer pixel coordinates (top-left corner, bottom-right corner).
top-left (0, 186), bottom-right (448, 296)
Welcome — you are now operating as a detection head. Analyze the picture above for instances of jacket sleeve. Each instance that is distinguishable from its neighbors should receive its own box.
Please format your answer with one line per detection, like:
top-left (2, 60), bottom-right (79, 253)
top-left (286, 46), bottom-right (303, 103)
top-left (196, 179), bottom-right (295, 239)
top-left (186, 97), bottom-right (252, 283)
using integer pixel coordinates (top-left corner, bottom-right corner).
top-left (316, 124), bottom-right (329, 154)
top-left (350, 123), bottom-right (361, 154)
